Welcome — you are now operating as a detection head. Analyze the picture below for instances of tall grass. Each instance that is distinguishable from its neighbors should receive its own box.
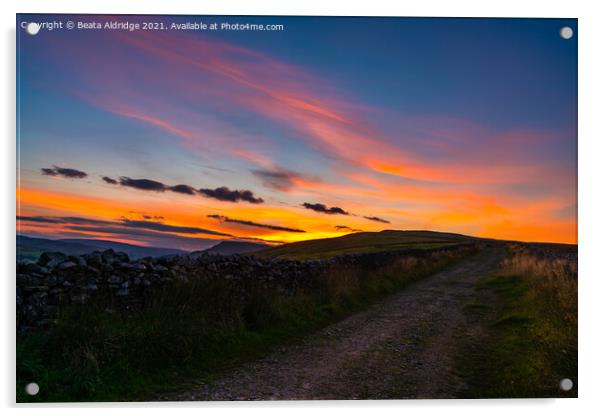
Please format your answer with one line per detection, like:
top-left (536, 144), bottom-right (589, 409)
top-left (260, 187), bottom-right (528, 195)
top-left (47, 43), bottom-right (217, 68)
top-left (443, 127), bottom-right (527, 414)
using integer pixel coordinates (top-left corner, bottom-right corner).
top-left (17, 246), bottom-right (476, 402)
top-left (501, 248), bottom-right (577, 347)
top-left (461, 244), bottom-right (577, 398)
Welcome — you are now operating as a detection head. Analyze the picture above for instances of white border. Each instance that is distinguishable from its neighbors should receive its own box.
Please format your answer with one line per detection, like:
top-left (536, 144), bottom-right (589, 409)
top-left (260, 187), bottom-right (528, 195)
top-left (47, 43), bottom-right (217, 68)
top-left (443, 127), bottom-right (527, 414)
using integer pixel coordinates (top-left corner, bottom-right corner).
top-left (3, 1), bottom-right (601, 415)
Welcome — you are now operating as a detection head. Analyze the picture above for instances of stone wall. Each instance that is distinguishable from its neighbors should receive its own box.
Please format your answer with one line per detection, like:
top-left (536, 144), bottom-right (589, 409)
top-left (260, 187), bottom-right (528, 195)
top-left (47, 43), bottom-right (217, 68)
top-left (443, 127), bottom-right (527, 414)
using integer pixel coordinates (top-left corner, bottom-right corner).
top-left (16, 243), bottom-right (476, 332)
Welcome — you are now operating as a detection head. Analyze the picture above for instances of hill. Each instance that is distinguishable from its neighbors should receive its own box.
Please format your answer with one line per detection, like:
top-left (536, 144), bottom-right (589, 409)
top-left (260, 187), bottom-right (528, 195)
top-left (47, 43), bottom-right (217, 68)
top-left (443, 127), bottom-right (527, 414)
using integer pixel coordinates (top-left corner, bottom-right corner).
top-left (60, 238), bottom-right (188, 259)
top-left (255, 229), bottom-right (478, 260)
top-left (200, 241), bottom-right (270, 255)
top-left (17, 235), bottom-right (187, 261)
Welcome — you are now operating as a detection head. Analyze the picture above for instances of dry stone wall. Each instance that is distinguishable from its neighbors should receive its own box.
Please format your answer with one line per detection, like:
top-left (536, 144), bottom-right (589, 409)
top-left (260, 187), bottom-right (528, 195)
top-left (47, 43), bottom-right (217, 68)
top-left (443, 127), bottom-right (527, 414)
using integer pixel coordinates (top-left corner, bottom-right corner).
top-left (17, 244), bottom-right (476, 332)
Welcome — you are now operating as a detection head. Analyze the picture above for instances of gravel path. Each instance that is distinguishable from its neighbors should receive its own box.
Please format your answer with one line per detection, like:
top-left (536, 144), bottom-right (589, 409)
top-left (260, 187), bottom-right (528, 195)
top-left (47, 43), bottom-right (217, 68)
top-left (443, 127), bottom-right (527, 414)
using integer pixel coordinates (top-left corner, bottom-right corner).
top-left (160, 247), bottom-right (505, 401)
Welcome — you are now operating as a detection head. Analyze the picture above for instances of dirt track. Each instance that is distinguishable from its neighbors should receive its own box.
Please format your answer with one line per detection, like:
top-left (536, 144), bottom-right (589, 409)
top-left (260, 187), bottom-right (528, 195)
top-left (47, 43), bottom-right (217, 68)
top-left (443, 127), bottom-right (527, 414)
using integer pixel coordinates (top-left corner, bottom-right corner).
top-left (161, 247), bottom-right (505, 401)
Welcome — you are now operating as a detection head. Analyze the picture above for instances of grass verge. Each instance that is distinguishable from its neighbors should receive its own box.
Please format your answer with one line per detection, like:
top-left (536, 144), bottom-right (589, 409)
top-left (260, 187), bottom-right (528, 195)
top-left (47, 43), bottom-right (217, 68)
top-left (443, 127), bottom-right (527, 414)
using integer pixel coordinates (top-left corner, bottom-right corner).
top-left (459, 247), bottom-right (577, 398)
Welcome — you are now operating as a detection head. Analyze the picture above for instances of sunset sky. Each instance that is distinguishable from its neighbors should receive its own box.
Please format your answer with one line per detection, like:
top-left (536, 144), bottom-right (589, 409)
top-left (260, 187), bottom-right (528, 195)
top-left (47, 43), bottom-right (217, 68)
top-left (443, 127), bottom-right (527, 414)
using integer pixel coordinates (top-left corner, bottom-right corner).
top-left (17, 15), bottom-right (577, 250)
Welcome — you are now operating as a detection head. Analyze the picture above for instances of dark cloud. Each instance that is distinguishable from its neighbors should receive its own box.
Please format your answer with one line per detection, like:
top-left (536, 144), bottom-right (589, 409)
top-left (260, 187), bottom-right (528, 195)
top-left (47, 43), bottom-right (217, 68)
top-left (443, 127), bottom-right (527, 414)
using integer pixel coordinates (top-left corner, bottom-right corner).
top-left (18, 215), bottom-right (227, 252)
top-left (363, 216), bottom-right (391, 224)
top-left (17, 215), bottom-right (113, 226)
top-left (18, 215), bottom-right (292, 251)
top-left (199, 186), bottom-right (264, 204)
top-left (121, 219), bottom-right (232, 237)
top-left (302, 202), bottom-right (349, 215)
top-left (237, 236), bottom-right (286, 245)
top-left (142, 215), bottom-right (165, 220)
top-left (169, 184), bottom-right (197, 195)
top-left (40, 168), bottom-right (55, 176)
top-left (105, 176), bottom-right (264, 204)
top-left (17, 215), bottom-right (62, 224)
top-left (59, 216), bottom-right (115, 226)
top-left (66, 225), bottom-right (170, 239)
top-left (18, 215), bottom-right (231, 237)
top-left (64, 225), bottom-right (221, 251)
top-left (127, 211), bottom-right (164, 220)
top-left (41, 166), bottom-right (87, 179)
top-left (208, 214), bottom-right (305, 233)
top-left (252, 168), bottom-right (319, 192)
top-left (118, 176), bottom-right (169, 192)
top-left (334, 225), bottom-right (363, 232)
top-left (110, 177), bottom-right (195, 195)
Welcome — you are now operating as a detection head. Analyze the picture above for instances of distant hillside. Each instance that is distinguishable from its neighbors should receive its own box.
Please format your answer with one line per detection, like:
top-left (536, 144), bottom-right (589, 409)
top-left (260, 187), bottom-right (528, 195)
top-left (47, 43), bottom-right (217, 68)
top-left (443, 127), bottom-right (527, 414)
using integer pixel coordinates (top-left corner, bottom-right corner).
top-left (201, 241), bottom-right (270, 255)
top-left (256, 230), bottom-right (478, 260)
top-left (17, 235), bottom-right (187, 261)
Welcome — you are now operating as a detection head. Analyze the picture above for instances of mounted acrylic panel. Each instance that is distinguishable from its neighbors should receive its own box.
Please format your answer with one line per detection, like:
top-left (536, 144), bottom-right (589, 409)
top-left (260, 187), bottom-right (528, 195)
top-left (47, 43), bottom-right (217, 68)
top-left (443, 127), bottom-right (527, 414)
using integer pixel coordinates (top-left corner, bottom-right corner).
top-left (16, 14), bottom-right (577, 402)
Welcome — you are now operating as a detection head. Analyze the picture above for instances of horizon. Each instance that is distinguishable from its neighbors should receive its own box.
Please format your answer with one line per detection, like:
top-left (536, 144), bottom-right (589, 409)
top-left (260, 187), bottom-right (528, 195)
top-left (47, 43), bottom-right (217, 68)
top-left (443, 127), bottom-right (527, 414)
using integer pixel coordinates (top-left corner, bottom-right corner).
top-left (16, 226), bottom-right (578, 251)
top-left (17, 15), bottom-right (577, 250)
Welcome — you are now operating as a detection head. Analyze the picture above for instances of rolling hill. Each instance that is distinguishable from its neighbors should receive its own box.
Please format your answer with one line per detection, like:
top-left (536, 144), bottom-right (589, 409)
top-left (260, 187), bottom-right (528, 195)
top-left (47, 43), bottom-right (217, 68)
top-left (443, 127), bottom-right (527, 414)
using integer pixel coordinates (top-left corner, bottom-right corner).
top-left (17, 235), bottom-right (187, 261)
top-left (255, 230), bottom-right (479, 260)
top-left (18, 230), bottom-right (480, 262)
top-left (199, 241), bottom-right (270, 255)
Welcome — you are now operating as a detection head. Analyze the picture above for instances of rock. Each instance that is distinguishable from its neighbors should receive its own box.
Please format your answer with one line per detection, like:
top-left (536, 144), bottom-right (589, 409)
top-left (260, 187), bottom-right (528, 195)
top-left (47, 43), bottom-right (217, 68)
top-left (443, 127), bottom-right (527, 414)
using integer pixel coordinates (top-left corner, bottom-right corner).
top-left (86, 266), bottom-right (101, 274)
top-left (107, 275), bottom-right (122, 285)
top-left (116, 262), bottom-right (134, 270)
top-left (24, 285), bottom-right (49, 292)
top-left (101, 249), bottom-right (116, 264)
top-left (83, 251), bottom-right (103, 268)
top-left (17, 274), bottom-right (40, 286)
top-left (154, 264), bottom-right (168, 273)
top-left (114, 252), bottom-right (130, 263)
top-left (20, 263), bottom-right (46, 274)
top-left (130, 263), bottom-right (146, 271)
top-left (117, 262), bottom-right (145, 271)
top-left (116, 288), bottom-right (130, 297)
top-left (68, 255), bottom-right (87, 268)
top-left (38, 252), bottom-right (67, 268)
top-left (84, 283), bottom-right (98, 292)
top-left (70, 293), bottom-right (88, 304)
top-left (57, 261), bottom-right (77, 270)
top-left (157, 254), bottom-right (180, 266)
top-left (44, 276), bottom-right (58, 286)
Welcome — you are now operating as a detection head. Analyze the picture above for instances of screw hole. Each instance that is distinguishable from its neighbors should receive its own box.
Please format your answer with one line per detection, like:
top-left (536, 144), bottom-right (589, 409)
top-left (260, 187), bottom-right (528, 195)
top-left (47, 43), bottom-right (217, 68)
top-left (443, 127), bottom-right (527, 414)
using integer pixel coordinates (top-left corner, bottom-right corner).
top-left (560, 26), bottom-right (573, 40)
top-left (25, 382), bottom-right (40, 396)
top-left (25, 22), bottom-right (40, 36)
top-left (559, 378), bottom-right (573, 391)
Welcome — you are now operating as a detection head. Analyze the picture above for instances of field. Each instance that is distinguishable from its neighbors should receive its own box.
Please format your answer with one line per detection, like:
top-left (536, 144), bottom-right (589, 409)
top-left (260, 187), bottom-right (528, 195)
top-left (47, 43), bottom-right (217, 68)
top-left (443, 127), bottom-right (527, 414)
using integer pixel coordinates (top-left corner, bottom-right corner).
top-left (16, 231), bottom-right (577, 401)
top-left (17, 232), bottom-right (477, 402)
top-left (256, 230), bottom-right (476, 260)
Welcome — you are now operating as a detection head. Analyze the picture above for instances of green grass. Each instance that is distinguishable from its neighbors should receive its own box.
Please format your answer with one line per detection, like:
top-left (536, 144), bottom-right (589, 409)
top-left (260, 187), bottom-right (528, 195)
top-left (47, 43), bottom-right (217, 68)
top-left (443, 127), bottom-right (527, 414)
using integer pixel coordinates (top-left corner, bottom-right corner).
top-left (262, 242), bottom-right (457, 261)
top-left (17, 245), bottom-right (477, 402)
top-left (458, 261), bottom-right (577, 398)
top-left (256, 230), bottom-right (474, 260)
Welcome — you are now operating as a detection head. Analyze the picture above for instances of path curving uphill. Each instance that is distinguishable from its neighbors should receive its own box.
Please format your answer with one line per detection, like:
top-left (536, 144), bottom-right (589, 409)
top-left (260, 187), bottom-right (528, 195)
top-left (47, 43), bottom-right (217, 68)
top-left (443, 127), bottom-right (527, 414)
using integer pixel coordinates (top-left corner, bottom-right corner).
top-left (161, 247), bottom-right (506, 401)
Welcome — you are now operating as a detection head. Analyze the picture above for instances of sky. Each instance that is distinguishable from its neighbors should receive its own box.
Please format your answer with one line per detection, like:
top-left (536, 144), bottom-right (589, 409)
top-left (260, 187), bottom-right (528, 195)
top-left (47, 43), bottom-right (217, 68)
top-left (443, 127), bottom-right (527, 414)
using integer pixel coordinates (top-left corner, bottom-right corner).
top-left (16, 15), bottom-right (578, 250)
